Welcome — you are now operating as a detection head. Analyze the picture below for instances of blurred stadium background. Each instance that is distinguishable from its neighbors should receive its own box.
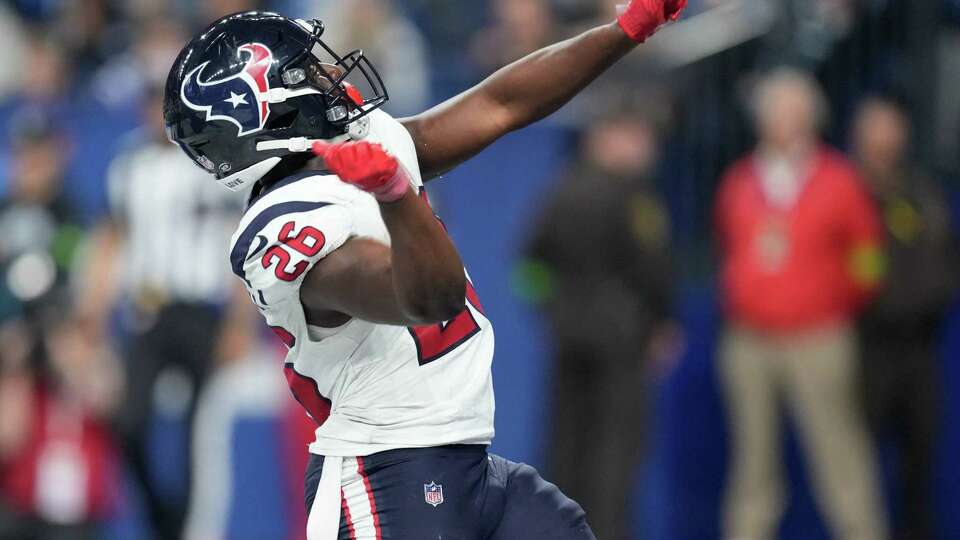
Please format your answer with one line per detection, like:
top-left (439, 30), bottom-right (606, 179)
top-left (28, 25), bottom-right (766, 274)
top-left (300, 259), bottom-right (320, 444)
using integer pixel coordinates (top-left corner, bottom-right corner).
top-left (0, 0), bottom-right (958, 539)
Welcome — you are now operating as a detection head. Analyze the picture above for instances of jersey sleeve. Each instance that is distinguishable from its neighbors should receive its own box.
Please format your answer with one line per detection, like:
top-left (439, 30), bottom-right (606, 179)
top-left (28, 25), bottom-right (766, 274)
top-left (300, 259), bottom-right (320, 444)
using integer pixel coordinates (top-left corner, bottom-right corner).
top-left (230, 200), bottom-right (356, 308)
top-left (367, 109), bottom-right (424, 189)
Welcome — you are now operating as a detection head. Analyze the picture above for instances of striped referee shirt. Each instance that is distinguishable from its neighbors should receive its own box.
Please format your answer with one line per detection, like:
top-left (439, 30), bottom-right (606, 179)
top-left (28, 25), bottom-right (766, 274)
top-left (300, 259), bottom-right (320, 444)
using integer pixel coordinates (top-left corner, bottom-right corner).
top-left (107, 138), bottom-right (247, 305)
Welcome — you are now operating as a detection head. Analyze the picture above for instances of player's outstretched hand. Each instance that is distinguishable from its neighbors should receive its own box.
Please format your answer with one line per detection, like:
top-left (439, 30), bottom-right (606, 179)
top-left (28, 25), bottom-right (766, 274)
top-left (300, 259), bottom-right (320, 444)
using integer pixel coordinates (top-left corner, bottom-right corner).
top-left (312, 141), bottom-right (410, 203)
top-left (618, 0), bottom-right (688, 43)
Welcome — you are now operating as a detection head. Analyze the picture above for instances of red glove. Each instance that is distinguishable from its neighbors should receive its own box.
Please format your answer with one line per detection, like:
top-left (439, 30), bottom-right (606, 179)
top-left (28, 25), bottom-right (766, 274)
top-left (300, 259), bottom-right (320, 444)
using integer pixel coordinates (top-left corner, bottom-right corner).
top-left (617, 0), bottom-right (687, 43)
top-left (312, 141), bottom-right (410, 202)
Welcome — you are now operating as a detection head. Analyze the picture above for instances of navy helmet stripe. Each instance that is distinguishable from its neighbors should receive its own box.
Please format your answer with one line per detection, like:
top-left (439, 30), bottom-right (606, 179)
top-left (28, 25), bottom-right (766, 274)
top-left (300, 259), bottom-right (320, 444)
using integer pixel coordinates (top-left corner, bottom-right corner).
top-left (231, 201), bottom-right (332, 277)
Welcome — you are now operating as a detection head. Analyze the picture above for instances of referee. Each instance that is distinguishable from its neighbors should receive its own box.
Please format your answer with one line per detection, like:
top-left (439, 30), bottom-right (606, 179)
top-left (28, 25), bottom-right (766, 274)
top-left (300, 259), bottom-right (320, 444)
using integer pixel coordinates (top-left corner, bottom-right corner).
top-left (80, 85), bottom-right (252, 540)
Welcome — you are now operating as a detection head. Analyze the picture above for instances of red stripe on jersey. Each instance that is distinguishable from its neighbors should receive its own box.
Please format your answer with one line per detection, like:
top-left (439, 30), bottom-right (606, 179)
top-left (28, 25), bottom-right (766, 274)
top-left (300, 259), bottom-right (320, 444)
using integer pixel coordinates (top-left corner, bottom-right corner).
top-left (357, 457), bottom-right (383, 539)
top-left (270, 326), bottom-right (296, 348)
top-left (284, 365), bottom-right (332, 426)
top-left (465, 279), bottom-right (485, 315)
top-left (341, 489), bottom-right (357, 540)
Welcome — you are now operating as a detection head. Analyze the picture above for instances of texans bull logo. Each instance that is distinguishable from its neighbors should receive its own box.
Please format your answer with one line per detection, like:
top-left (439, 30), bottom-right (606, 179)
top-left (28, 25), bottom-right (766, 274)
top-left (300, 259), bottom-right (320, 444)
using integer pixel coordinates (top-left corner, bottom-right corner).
top-left (181, 43), bottom-right (274, 136)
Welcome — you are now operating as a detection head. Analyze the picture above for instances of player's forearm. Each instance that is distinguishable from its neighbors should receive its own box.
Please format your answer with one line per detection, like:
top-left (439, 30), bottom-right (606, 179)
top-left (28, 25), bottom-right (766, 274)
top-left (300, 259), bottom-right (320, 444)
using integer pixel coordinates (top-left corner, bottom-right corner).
top-left (301, 230), bottom-right (465, 327)
top-left (483, 22), bottom-right (636, 132)
top-left (379, 191), bottom-right (467, 324)
top-left (404, 23), bottom-right (638, 179)
top-left (305, 141), bottom-right (466, 325)
top-left (484, 0), bottom-right (689, 129)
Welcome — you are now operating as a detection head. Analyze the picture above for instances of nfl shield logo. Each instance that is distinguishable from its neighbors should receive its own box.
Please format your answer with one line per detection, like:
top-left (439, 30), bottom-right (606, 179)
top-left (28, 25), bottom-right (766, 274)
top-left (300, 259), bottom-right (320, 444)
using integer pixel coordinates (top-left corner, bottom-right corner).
top-left (424, 482), bottom-right (444, 507)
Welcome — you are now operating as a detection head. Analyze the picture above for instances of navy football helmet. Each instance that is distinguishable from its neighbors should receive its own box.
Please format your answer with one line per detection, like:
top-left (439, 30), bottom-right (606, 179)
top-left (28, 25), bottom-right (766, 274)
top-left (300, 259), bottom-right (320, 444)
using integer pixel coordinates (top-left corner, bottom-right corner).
top-left (164, 11), bottom-right (389, 191)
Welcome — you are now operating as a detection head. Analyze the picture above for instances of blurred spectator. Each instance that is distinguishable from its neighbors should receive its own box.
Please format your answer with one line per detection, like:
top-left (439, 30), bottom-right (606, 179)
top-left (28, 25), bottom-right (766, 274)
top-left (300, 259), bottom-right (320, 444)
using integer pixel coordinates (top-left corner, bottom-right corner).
top-left (0, 316), bottom-right (122, 540)
top-left (714, 68), bottom-right (888, 540)
top-left (76, 85), bottom-right (251, 540)
top-left (852, 96), bottom-right (959, 540)
top-left (53, 0), bottom-right (122, 83)
top-left (90, 16), bottom-right (188, 114)
top-left (198, 0), bottom-right (264, 26)
top-left (0, 5), bottom-right (27, 101)
top-left (523, 100), bottom-right (677, 540)
top-left (0, 107), bottom-right (119, 540)
top-left (0, 109), bottom-right (83, 323)
top-left (935, 20), bottom-right (960, 177)
top-left (64, 8), bottom-right (180, 225)
top-left (471, 0), bottom-right (558, 75)
top-left (0, 35), bottom-right (69, 134)
top-left (298, 0), bottom-right (430, 116)
top-left (0, 37), bottom-right (83, 214)
top-left (550, 0), bottom-right (603, 27)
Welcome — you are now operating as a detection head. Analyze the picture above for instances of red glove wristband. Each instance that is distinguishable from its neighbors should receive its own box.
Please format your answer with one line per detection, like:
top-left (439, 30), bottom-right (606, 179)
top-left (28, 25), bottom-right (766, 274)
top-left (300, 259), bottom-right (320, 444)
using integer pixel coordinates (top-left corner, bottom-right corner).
top-left (367, 169), bottom-right (411, 203)
top-left (313, 141), bottom-right (411, 203)
top-left (617, 0), bottom-right (687, 43)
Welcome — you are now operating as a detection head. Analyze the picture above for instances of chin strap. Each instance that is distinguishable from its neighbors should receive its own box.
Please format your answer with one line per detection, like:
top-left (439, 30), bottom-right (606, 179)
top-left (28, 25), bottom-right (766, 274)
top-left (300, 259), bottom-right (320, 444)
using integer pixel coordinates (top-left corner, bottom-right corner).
top-left (266, 86), bottom-right (323, 104)
top-left (256, 137), bottom-right (334, 153)
top-left (232, 101), bottom-right (373, 193)
top-left (255, 113), bottom-right (372, 153)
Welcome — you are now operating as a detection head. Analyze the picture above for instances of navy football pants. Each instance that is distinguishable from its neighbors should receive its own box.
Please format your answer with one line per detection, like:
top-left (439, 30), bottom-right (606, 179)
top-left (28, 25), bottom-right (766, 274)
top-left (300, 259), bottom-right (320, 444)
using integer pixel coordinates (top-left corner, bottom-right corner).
top-left (304, 445), bottom-right (596, 540)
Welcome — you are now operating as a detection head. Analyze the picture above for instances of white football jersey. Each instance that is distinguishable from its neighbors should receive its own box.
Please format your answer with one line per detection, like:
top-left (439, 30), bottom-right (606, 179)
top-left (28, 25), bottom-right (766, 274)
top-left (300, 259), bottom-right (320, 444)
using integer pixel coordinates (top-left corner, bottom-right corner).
top-left (229, 110), bottom-right (495, 457)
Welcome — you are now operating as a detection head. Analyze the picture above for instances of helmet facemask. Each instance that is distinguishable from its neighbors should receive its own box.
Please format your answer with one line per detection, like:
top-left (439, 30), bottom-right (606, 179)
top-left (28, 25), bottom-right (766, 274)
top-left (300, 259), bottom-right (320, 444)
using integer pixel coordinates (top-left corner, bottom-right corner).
top-left (280, 18), bottom-right (388, 127)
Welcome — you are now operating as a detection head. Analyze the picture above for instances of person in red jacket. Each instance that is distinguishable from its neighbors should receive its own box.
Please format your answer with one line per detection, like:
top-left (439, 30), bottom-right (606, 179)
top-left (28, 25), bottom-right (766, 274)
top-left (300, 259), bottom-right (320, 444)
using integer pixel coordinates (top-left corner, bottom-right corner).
top-left (0, 317), bottom-right (122, 540)
top-left (714, 68), bottom-right (888, 540)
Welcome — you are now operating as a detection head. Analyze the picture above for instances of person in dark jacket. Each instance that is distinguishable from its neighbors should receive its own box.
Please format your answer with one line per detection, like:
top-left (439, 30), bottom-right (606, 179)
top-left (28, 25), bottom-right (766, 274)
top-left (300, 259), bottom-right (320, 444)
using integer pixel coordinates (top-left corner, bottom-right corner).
top-left (852, 96), bottom-right (959, 540)
top-left (523, 105), bottom-right (677, 540)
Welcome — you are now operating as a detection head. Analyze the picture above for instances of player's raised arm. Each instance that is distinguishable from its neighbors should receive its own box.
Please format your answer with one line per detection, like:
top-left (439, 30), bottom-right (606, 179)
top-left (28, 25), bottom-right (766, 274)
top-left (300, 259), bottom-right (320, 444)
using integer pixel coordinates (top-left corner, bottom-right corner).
top-left (401, 0), bottom-right (686, 179)
top-left (299, 141), bottom-right (467, 328)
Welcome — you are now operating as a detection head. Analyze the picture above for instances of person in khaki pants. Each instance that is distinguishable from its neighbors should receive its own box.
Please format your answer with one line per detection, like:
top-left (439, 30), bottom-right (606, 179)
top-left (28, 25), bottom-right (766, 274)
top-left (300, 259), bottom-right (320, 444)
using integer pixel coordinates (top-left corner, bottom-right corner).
top-left (719, 325), bottom-right (883, 540)
top-left (714, 69), bottom-right (888, 540)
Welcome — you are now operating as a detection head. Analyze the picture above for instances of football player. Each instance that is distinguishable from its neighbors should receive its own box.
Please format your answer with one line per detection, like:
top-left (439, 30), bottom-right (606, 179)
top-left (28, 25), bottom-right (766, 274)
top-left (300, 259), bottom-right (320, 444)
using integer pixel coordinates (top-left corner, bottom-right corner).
top-left (164, 2), bottom-right (686, 538)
